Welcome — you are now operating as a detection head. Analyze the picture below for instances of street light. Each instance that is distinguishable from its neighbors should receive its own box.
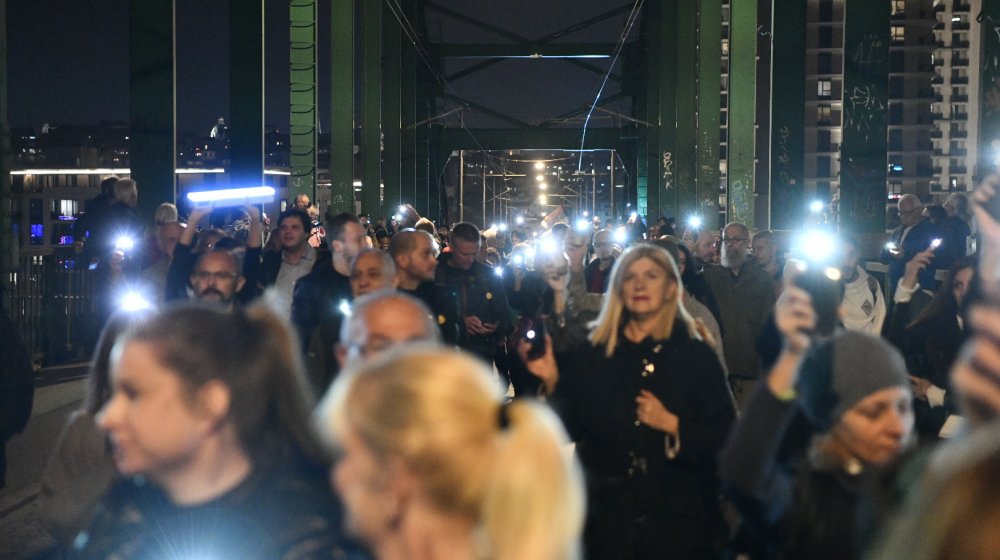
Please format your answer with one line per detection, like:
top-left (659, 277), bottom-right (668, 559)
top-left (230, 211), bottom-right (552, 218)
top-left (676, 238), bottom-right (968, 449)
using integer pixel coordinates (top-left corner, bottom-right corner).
top-left (536, 174), bottom-right (545, 182)
top-left (534, 162), bottom-right (545, 170)
top-left (539, 182), bottom-right (548, 191)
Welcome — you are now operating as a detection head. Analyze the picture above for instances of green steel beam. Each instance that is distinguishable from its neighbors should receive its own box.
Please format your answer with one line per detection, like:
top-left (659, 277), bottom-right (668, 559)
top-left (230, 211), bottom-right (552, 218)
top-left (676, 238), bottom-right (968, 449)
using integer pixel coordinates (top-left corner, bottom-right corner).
top-left (329, 0), bottom-right (354, 214)
top-left (400, 1), bottom-right (418, 208)
top-left (653, 0), bottom-right (678, 222)
top-left (695, 0), bottom-right (721, 224)
top-left (978, 2), bottom-right (1000, 181)
top-left (769, 0), bottom-right (805, 230)
top-left (289, 0), bottom-right (317, 205)
top-left (839, 0), bottom-right (889, 233)
top-left (229, 0), bottom-right (264, 187)
top-left (674, 0), bottom-right (697, 220)
top-left (360, 0), bottom-right (382, 215)
top-left (727, 0), bottom-right (756, 227)
top-left (536, 91), bottom-right (629, 128)
top-left (443, 94), bottom-right (533, 129)
top-left (438, 128), bottom-right (625, 151)
top-left (129, 0), bottom-right (176, 223)
top-left (0, 0), bottom-right (12, 278)
top-left (383, 4), bottom-right (403, 210)
top-left (431, 43), bottom-right (616, 58)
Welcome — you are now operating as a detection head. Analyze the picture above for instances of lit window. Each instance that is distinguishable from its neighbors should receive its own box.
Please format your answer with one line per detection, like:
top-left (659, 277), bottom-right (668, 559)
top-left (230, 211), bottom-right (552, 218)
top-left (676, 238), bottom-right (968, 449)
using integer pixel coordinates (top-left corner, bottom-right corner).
top-left (817, 80), bottom-right (832, 98)
top-left (891, 26), bottom-right (905, 43)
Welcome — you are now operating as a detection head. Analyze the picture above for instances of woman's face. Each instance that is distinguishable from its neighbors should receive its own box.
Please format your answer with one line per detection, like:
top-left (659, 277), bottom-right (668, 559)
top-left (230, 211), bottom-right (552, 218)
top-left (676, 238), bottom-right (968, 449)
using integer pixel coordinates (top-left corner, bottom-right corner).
top-left (833, 386), bottom-right (914, 466)
top-left (953, 267), bottom-right (973, 310)
top-left (332, 424), bottom-right (399, 544)
top-left (621, 256), bottom-right (676, 317)
top-left (98, 341), bottom-right (211, 479)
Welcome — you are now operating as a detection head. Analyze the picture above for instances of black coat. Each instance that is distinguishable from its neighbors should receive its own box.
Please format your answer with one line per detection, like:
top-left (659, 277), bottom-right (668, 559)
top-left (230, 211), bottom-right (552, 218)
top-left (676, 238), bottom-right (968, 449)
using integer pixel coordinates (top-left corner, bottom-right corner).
top-left (554, 324), bottom-right (735, 559)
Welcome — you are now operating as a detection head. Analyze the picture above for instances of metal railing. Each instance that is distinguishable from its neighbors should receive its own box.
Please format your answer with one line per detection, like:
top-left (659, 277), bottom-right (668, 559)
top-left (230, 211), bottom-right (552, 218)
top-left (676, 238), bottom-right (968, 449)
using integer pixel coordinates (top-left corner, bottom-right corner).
top-left (5, 249), bottom-right (102, 366)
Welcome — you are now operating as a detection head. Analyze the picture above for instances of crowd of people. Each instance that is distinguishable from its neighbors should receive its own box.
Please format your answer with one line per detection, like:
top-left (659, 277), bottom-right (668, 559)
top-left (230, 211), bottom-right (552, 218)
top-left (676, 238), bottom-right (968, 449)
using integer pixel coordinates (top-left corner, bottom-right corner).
top-left (11, 173), bottom-right (1000, 560)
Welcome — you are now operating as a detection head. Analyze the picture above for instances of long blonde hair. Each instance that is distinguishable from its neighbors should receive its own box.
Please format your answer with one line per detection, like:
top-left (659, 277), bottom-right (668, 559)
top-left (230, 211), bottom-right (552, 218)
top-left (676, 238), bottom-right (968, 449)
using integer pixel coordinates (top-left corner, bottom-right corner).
top-left (589, 243), bottom-right (699, 357)
top-left (317, 347), bottom-right (585, 560)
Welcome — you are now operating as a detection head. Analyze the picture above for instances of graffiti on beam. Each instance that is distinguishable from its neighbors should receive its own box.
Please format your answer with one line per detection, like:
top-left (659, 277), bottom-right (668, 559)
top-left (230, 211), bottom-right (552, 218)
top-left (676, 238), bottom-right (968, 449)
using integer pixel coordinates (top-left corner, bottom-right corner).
top-left (662, 152), bottom-right (673, 190)
top-left (844, 84), bottom-right (885, 143)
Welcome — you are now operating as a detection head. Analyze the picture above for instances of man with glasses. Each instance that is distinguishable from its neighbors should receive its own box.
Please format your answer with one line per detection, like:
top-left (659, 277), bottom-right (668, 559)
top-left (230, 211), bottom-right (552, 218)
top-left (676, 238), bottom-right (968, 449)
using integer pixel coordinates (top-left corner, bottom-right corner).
top-left (336, 291), bottom-right (440, 372)
top-left (703, 222), bottom-right (777, 409)
top-left (584, 229), bottom-right (616, 293)
top-left (880, 194), bottom-right (941, 296)
top-left (190, 250), bottom-right (245, 310)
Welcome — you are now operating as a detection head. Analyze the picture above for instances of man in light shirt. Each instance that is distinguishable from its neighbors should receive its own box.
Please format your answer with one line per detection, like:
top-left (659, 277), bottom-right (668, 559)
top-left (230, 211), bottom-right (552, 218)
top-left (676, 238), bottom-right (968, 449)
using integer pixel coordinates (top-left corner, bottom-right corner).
top-left (838, 234), bottom-right (886, 335)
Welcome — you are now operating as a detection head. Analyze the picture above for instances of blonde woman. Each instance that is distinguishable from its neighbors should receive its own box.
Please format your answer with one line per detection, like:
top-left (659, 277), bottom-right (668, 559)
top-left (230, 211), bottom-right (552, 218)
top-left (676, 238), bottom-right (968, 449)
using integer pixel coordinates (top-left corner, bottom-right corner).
top-left (523, 244), bottom-right (736, 559)
top-left (317, 347), bottom-right (585, 560)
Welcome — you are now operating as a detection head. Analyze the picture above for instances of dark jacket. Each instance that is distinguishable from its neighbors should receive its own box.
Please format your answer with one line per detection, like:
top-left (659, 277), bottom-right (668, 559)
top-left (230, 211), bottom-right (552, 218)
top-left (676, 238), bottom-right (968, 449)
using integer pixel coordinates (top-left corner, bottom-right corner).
top-left (435, 254), bottom-right (513, 360)
top-left (0, 314), bottom-right (34, 441)
top-left (703, 261), bottom-right (777, 379)
top-left (553, 324), bottom-right (735, 559)
top-left (75, 453), bottom-right (362, 560)
top-left (400, 281), bottom-right (463, 346)
top-left (584, 257), bottom-right (615, 294)
top-left (879, 219), bottom-right (942, 293)
top-left (164, 243), bottom-right (262, 305)
top-left (291, 264), bottom-right (352, 352)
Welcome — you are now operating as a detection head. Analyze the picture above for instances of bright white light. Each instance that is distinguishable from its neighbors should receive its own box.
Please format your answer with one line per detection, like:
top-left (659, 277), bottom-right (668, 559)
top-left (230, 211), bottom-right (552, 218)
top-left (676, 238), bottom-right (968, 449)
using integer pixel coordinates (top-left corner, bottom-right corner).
top-left (613, 226), bottom-right (627, 243)
top-left (630, 212), bottom-right (638, 220)
top-left (539, 194), bottom-right (548, 205)
top-left (583, 211), bottom-right (589, 217)
top-left (120, 292), bottom-right (152, 312)
top-left (809, 200), bottom-right (824, 213)
top-left (115, 236), bottom-right (135, 251)
top-left (687, 215), bottom-right (703, 229)
top-left (338, 299), bottom-right (351, 317)
top-left (186, 186), bottom-right (276, 205)
top-left (353, 180), bottom-right (363, 187)
top-left (516, 216), bottom-right (525, 225)
top-left (525, 247), bottom-right (537, 259)
top-left (536, 174), bottom-right (545, 182)
top-left (491, 223), bottom-right (499, 231)
top-left (930, 238), bottom-right (942, 249)
top-left (534, 162), bottom-right (545, 170)
top-left (393, 214), bottom-right (403, 221)
top-left (575, 219), bottom-right (590, 232)
top-left (494, 267), bottom-right (504, 277)
top-left (526, 329), bottom-right (537, 340)
top-left (539, 183), bottom-right (548, 191)
top-left (540, 238), bottom-right (557, 253)
top-left (823, 267), bottom-right (842, 282)
top-left (499, 223), bottom-right (509, 232)
top-left (799, 230), bottom-right (837, 262)
top-left (885, 241), bottom-right (898, 251)
top-left (513, 255), bottom-right (524, 266)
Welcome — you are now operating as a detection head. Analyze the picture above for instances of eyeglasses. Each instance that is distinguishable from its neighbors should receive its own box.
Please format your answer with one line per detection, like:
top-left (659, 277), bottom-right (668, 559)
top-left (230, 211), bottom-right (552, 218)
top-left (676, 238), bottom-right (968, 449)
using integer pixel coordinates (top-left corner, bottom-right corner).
top-left (192, 270), bottom-right (239, 282)
top-left (722, 237), bottom-right (747, 245)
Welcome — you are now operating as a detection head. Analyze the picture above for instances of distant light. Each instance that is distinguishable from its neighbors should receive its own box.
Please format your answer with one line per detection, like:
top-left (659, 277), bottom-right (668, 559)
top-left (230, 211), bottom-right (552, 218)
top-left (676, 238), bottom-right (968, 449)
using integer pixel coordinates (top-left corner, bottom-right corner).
top-left (575, 219), bottom-right (590, 231)
top-left (516, 216), bottom-right (525, 225)
top-left (534, 162), bottom-right (545, 170)
top-left (952, 16), bottom-right (961, 21)
top-left (494, 266), bottom-right (504, 277)
top-left (824, 267), bottom-right (842, 282)
top-left (539, 183), bottom-right (548, 191)
top-left (809, 200), bottom-right (824, 213)
top-left (353, 180), bottom-right (363, 187)
top-left (930, 237), bottom-right (943, 249)
top-left (491, 223), bottom-right (499, 231)
top-left (120, 292), bottom-right (153, 313)
top-left (891, 164), bottom-right (904, 172)
top-left (525, 329), bottom-right (537, 340)
top-left (540, 238), bottom-right (557, 253)
top-left (613, 226), bottom-right (627, 243)
top-left (393, 214), bottom-right (403, 221)
top-left (687, 215), bottom-right (703, 229)
top-left (399, 205), bottom-right (407, 213)
top-left (583, 211), bottom-right (589, 217)
top-left (539, 194), bottom-right (548, 204)
top-left (513, 255), bottom-right (525, 266)
top-left (499, 223), bottom-right (509, 231)
top-left (338, 299), bottom-right (351, 317)
top-left (630, 212), bottom-right (638, 220)
top-left (799, 230), bottom-right (837, 262)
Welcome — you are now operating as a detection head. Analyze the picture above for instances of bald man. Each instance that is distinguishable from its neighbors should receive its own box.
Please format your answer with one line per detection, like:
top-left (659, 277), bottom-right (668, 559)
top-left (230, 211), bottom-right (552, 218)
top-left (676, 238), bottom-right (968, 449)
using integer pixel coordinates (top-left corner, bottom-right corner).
top-left (880, 193), bottom-right (942, 295)
top-left (389, 229), bottom-right (463, 345)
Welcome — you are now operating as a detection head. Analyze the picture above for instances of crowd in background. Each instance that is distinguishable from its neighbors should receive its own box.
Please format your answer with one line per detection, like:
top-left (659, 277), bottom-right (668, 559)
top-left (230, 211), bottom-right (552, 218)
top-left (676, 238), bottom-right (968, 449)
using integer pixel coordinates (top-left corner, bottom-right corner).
top-left (2, 172), bottom-right (1000, 560)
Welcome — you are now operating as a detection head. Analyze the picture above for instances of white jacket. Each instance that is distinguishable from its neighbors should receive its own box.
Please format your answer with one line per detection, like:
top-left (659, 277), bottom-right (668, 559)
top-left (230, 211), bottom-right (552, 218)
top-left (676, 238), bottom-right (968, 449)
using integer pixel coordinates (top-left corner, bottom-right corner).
top-left (841, 266), bottom-right (886, 335)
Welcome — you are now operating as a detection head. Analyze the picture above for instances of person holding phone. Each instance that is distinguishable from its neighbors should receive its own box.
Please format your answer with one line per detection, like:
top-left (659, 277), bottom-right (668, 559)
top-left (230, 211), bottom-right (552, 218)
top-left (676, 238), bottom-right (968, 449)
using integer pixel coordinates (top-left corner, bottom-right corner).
top-left (880, 194), bottom-right (943, 298)
top-left (521, 244), bottom-right (735, 559)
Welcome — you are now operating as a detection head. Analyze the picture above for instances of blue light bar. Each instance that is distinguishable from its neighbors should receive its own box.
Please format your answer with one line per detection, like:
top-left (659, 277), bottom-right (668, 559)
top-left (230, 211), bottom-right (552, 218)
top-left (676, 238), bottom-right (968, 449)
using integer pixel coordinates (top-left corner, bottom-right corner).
top-left (186, 186), bottom-right (275, 207)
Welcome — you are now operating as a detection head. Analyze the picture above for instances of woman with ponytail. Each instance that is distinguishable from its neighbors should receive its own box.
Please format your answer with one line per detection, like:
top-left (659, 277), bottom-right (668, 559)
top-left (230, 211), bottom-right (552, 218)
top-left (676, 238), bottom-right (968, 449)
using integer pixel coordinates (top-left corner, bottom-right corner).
top-left (317, 346), bottom-right (585, 560)
top-left (76, 303), bottom-right (359, 559)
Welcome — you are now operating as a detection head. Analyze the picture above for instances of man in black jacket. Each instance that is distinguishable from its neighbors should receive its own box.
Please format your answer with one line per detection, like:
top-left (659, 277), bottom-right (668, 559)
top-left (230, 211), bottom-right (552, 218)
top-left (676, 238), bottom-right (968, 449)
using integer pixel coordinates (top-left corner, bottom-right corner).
top-left (291, 212), bottom-right (366, 351)
top-left (389, 229), bottom-right (463, 345)
top-left (259, 208), bottom-right (324, 310)
top-left (0, 313), bottom-right (34, 488)
top-left (435, 223), bottom-right (513, 363)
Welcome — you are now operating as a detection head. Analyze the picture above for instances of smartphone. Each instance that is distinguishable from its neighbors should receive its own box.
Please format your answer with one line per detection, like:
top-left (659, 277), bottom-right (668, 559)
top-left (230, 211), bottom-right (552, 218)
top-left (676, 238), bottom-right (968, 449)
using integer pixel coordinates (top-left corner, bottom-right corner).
top-left (929, 238), bottom-right (942, 250)
top-left (793, 263), bottom-right (842, 338)
top-left (517, 315), bottom-right (547, 360)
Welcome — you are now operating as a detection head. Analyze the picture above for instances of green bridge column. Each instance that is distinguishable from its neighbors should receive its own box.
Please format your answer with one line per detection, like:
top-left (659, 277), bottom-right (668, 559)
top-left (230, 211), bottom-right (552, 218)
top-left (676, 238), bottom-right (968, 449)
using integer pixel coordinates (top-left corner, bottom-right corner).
top-left (360, 0), bottom-right (383, 216)
top-left (674, 0), bottom-right (697, 221)
top-left (382, 5), bottom-right (403, 211)
top-left (0, 0), bottom-right (13, 279)
top-left (654, 0), bottom-right (678, 223)
top-left (839, 0), bottom-right (889, 233)
top-left (978, 1), bottom-right (1000, 181)
top-left (129, 0), bottom-right (176, 223)
top-left (400, 0), bottom-right (418, 210)
top-left (695, 0), bottom-right (722, 226)
top-left (769, 0), bottom-right (806, 230)
top-left (229, 0), bottom-right (265, 187)
top-left (329, 0), bottom-right (355, 214)
top-left (727, 0), bottom-right (756, 228)
top-left (290, 0), bottom-right (317, 205)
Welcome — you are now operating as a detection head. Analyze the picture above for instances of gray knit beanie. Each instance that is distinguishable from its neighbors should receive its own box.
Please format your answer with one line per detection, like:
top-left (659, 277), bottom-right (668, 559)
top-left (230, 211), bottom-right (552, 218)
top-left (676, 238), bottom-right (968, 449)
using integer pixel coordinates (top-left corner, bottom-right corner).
top-left (796, 330), bottom-right (910, 431)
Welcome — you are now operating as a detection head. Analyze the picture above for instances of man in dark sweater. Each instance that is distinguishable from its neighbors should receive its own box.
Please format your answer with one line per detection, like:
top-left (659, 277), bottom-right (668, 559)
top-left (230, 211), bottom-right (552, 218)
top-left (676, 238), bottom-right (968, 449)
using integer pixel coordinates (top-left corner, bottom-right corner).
top-left (389, 229), bottom-right (463, 345)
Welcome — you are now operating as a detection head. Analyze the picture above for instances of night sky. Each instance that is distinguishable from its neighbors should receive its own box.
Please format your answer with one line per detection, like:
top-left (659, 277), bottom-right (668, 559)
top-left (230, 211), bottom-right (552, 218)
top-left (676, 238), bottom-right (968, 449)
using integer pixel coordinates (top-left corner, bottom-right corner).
top-left (6, 0), bottom-right (634, 135)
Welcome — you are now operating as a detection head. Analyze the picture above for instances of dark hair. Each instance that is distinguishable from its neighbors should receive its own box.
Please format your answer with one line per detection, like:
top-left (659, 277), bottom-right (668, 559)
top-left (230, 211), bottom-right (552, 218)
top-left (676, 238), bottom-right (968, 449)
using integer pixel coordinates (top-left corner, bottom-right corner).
top-left (278, 208), bottom-right (313, 235)
top-left (925, 204), bottom-right (947, 223)
top-left (100, 176), bottom-right (120, 196)
top-left (325, 212), bottom-right (361, 243)
top-left (375, 229), bottom-right (390, 242)
top-left (908, 257), bottom-right (976, 330)
top-left (450, 222), bottom-right (481, 245)
top-left (86, 311), bottom-right (154, 415)
top-left (120, 304), bottom-right (327, 465)
top-left (551, 223), bottom-right (570, 237)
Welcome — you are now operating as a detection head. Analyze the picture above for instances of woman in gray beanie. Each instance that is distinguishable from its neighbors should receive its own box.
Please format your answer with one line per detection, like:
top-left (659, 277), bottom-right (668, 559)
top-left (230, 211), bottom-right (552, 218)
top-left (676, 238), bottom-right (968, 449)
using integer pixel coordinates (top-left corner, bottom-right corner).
top-left (719, 280), bottom-right (914, 560)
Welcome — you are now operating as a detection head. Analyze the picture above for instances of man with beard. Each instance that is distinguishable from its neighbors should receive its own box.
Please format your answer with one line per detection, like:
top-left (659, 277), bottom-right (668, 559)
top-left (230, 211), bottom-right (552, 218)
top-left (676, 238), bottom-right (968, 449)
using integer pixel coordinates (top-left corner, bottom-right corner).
top-left (703, 222), bottom-right (776, 409)
top-left (190, 250), bottom-right (246, 310)
top-left (389, 229), bottom-right (462, 345)
top-left (260, 209), bottom-right (323, 311)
